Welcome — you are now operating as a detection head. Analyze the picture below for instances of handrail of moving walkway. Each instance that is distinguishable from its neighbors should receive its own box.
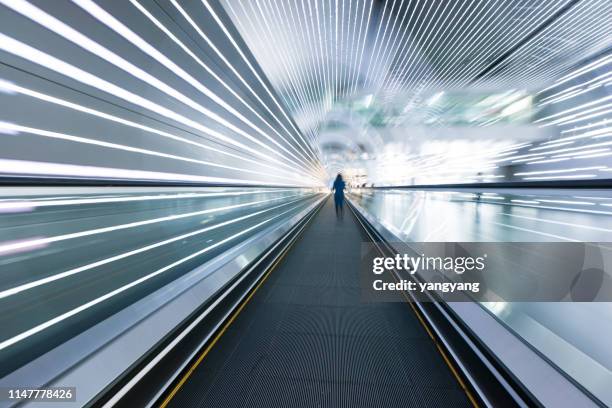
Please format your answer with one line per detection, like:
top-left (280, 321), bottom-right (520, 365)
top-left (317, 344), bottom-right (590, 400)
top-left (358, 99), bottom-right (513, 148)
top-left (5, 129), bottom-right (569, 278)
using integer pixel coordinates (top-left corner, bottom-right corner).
top-left (101, 194), bottom-right (538, 407)
top-left (95, 195), bottom-right (328, 407)
top-left (346, 199), bottom-right (538, 408)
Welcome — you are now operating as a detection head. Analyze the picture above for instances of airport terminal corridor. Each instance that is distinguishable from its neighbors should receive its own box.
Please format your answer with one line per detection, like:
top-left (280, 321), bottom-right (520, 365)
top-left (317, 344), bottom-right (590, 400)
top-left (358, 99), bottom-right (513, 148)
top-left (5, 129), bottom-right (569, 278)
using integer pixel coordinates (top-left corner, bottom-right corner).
top-left (0, 0), bottom-right (611, 407)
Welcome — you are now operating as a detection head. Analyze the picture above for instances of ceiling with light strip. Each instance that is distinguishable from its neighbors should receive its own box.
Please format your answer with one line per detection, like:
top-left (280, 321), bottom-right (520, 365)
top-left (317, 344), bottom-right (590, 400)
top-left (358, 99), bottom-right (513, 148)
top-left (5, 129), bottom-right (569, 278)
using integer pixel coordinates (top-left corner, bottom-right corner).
top-left (223, 0), bottom-right (611, 185)
top-left (0, 0), bottom-right (610, 186)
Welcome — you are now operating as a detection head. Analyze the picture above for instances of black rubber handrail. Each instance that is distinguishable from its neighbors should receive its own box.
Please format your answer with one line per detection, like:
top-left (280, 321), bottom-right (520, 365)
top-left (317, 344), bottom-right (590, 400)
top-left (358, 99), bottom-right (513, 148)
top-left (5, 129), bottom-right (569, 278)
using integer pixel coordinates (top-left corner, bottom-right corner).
top-left (0, 176), bottom-right (308, 189)
top-left (4, 175), bottom-right (612, 189)
top-left (346, 199), bottom-right (539, 408)
top-left (92, 196), bottom-right (328, 407)
top-left (363, 179), bottom-right (612, 189)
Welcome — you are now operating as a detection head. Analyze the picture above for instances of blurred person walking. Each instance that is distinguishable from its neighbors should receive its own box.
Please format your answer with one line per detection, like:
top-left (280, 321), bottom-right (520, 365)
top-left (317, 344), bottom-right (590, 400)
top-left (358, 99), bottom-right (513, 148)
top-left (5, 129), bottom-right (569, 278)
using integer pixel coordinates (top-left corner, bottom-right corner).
top-left (332, 173), bottom-right (346, 219)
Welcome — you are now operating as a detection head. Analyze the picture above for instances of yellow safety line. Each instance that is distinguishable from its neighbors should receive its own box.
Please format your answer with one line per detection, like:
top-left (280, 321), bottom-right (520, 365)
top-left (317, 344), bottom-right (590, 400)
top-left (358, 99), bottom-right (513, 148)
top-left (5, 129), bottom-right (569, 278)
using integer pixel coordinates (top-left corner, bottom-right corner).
top-left (389, 270), bottom-right (481, 408)
top-left (347, 202), bottom-right (480, 408)
top-left (159, 200), bottom-right (323, 408)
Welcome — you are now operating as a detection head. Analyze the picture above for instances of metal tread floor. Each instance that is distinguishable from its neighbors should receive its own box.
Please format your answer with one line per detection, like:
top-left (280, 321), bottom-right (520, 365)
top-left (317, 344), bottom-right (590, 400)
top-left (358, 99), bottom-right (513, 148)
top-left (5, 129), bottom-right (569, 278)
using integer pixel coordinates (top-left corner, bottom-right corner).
top-left (164, 198), bottom-right (473, 408)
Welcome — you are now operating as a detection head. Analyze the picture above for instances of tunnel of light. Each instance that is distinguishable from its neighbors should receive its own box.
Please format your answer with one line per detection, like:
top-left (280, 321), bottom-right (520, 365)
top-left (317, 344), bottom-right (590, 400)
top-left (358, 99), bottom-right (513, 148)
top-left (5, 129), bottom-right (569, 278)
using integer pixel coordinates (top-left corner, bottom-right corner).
top-left (0, 1), bottom-right (611, 407)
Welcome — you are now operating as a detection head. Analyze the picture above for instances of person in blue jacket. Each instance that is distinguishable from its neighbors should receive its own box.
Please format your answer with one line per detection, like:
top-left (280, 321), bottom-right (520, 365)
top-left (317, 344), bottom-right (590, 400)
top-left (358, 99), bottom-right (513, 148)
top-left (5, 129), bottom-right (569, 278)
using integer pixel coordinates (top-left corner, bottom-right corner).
top-left (332, 173), bottom-right (346, 219)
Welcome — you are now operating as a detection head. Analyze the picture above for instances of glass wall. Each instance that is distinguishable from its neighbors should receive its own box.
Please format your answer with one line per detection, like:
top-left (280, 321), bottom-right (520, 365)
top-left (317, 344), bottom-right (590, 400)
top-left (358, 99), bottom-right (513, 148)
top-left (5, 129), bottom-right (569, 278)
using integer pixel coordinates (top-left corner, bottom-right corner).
top-left (350, 188), bottom-right (612, 405)
top-left (0, 187), bottom-right (321, 375)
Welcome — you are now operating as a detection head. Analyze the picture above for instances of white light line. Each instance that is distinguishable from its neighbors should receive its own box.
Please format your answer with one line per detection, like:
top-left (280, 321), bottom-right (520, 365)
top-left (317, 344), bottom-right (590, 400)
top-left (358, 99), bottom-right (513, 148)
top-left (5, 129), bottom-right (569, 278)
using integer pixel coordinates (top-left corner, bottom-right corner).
top-left (0, 189), bottom-right (291, 210)
top-left (540, 71), bottom-right (612, 104)
top-left (313, 0), bottom-right (331, 110)
top-left (385, 0), bottom-right (439, 95)
top-left (369, 0), bottom-right (399, 89)
top-left (471, 0), bottom-right (606, 89)
top-left (392, 0), bottom-right (460, 94)
top-left (270, 0), bottom-right (321, 128)
top-left (574, 152), bottom-right (612, 159)
top-left (523, 174), bottom-right (597, 180)
top-left (4, 122), bottom-right (302, 182)
top-left (324, 0), bottom-right (334, 103)
top-left (295, 0), bottom-right (328, 123)
top-left (553, 148), bottom-right (610, 158)
top-left (347, 0), bottom-right (363, 94)
top-left (334, 0), bottom-right (339, 98)
top-left (574, 196), bottom-right (612, 200)
top-left (529, 141), bottom-right (575, 151)
top-left (272, 0), bottom-right (325, 144)
top-left (128, 0), bottom-right (320, 168)
top-left (447, 0), bottom-right (551, 89)
top-left (527, 158), bottom-right (571, 165)
top-left (345, 0), bottom-right (360, 98)
top-left (340, 0), bottom-right (346, 95)
top-left (536, 199), bottom-right (595, 206)
top-left (67, 0), bottom-right (318, 176)
top-left (422, 0), bottom-right (563, 92)
top-left (515, 166), bottom-right (605, 176)
top-left (419, 0), bottom-right (506, 91)
top-left (511, 200), bottom-right (540, 204)
top-left (170, 1), bottom-right (321, 165)
top-left (535, 96), bottom-right (612, 123)
top-left (346, 0), bottom-right (358, 96)
top-left (263, 0), bottom-right (322, 142)
top-left (0, 203), bottom-right (303, 351)
top-left (539, 140), bottom-right (612, 155)
top-left (541, 54), bottom-right (612, 92)
top-left (0, 159), bottom-right (301, 186)
top-left (491, 222), bottom-right (579, 242)
top-left (251, 0), bottom-right (314, 130)
top-left (353, 0), bottom-right (374, 95)
top-left (199, 0), bottom-right (322, 162)
top-left (560, 119), bottom-right (610, 134)
top-left (306, 0), bottom-right (329, 120)
top-left (312, 0), bottom-right (332, 117)
top-left (0, 33), bottom-right (318, 182)
top-left (0, 195), bottom-right (294, 254)
top-left (363, 0), bottom-right (390, 89)
top-left (548, 127), bottom-right (612, 144)
top-left (500, 213), bottom-right (612, 232)
top-left (3, 81), bottom-right (288, 175)
top-left (505, 201), bottom-right (612, 216)
top-left (224, 1), bottom-right (302, 123)
top-left (390, 0), bottom-right (491, 94)
top-left (548, 108), bottom-right (612, 127)
top-left (470, 0), bottom-right (599, 87)
top-left (0, 197), bottom-right (307, 299)
top-left (371, 0), bottom-right (410, 89)
top-left (511, 156), bottom-right (546, 163)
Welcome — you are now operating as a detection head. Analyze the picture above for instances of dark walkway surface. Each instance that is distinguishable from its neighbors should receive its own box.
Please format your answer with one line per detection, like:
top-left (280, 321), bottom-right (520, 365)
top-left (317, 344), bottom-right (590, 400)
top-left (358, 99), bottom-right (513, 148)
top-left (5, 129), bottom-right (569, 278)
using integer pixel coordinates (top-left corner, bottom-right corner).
top-left (167, 198), bottom-right (473, 407)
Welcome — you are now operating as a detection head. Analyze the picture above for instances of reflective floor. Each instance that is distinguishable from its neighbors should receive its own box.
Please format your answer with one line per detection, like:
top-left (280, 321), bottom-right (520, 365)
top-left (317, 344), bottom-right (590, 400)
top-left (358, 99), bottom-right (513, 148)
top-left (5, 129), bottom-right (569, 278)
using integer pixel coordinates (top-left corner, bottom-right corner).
top-left (0, 187), bottom-right (321, 375)
top-left (349, 188), bottom-right (612, 406)
top-left (349, 188), bottom-right (612, 242)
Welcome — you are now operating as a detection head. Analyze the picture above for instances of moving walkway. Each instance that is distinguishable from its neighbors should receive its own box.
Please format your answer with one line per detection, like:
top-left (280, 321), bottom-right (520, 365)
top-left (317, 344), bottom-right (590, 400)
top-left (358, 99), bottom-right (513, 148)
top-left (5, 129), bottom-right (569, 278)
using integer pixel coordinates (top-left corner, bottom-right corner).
top-left (93, 197), bottom-right (540, 408)
top-left (1, 188), bottom-right (606, 407)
